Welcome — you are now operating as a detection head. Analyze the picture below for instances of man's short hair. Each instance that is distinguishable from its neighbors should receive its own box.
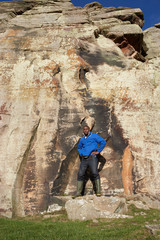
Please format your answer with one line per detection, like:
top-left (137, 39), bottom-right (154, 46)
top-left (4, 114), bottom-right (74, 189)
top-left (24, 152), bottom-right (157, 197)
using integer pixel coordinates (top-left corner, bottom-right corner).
top-left (83, 125), bottom-right (90, 129)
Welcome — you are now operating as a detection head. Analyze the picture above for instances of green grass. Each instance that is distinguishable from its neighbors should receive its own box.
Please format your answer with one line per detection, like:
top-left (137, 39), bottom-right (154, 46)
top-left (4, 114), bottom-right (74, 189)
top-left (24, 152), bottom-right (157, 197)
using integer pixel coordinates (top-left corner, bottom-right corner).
top-left (0, 206), bottom-right (160, 240)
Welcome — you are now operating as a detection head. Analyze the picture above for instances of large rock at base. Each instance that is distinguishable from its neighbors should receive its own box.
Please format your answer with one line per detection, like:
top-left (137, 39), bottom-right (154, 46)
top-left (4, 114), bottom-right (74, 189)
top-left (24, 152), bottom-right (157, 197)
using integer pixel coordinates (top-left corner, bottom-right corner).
top-left (65, 196), bottom-right (129, 220)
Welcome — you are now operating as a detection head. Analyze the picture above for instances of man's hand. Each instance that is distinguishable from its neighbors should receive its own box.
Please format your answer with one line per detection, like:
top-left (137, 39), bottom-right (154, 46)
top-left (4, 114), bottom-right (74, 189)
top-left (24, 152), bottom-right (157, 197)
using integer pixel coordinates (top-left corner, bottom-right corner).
top-left (91, 151), bottom-right (99, 155)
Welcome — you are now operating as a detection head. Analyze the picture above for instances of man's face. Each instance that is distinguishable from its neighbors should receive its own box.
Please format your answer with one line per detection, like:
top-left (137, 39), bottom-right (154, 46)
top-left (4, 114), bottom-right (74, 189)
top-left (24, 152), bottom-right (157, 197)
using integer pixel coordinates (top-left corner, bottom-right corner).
top-left (83, 126), bottom-right (90, 136)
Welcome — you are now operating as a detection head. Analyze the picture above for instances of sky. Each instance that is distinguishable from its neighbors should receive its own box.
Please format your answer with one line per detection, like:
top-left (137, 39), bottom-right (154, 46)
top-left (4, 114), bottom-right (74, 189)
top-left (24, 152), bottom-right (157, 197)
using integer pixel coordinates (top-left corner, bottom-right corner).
top-left (0, 0), bottom-right (159, 30)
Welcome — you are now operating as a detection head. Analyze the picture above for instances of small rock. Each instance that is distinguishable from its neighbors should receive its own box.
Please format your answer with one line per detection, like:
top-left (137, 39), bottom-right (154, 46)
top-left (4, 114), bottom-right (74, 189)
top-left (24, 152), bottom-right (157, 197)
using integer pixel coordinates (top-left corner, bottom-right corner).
top-left (47, 204), bottom-right (62, 213)
top-left (134, 212), bottom-right (146, 216)
top-left (93, 219), bottom-right (98, 223)
top-left (145, 224), bottom-right (160, 235)
top-left (43, 214), bottom-right (54, 219)
top-left (40, 210), bottom-right (47, 215)
top-left (84, 2), bottom-right (103, 9)
top-left (128, 200), bottom-right (150, 210)
top-left (155, 23), bottom-right (160, 28)
top-left (141, 195), bottom-right (160, 210)
top-left (140, 212), bottom-right (146, 215)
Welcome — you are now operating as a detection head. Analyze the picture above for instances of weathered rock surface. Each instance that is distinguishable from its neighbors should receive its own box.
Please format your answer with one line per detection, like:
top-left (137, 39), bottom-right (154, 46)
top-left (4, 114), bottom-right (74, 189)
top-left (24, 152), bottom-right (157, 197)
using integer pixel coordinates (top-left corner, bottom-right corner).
top-left (143, 24), bottom-right (160, 59)
top-left (128, 200), bottom-right (149, 210)
top-left (95, 23), bottom-right (145, 61)
top-left (126, 193), bottom-right (160, 210)
top-left (65, 195), bottom-right (130, 220)
top-left (0, 0), bottom-right (160, 218)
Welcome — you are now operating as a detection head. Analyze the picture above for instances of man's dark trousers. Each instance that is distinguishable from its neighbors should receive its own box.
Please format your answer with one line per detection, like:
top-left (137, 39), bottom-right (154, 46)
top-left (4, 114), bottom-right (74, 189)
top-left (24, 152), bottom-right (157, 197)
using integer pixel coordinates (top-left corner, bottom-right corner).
top-left (78, 155), bottom-right (100, 181)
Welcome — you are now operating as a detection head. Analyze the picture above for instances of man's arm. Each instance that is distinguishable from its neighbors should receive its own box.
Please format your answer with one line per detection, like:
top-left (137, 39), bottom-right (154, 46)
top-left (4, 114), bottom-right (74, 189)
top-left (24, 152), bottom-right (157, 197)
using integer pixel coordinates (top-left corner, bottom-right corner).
top-left (92, 134), bottom-right (106, 155)
top-left (96, 135), bottom-right (106, 153)
top-left (78, 138), bottom-right (83, 156)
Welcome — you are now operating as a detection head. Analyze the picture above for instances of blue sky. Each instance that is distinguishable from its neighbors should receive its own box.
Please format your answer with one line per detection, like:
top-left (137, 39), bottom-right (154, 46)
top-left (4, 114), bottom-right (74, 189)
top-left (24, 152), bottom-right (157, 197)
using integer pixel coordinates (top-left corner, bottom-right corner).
top-left (0, 0), bottom-right (159, 30)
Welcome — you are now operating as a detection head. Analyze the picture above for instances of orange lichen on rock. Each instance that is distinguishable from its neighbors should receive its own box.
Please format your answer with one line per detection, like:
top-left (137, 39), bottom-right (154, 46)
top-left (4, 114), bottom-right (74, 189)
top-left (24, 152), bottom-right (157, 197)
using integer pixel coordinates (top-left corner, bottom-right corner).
top-left (122, 145), bottom-right (133, 195)
top-left (44, 61), bottom-right (57, 73)
top-left (34, 77), bottom-right (59, 88)
top-left (67, 48), bottom-right (76, 57)
top-left (0, 29), bottom-right (21, 44)
top-left (8, 29), bottom-right (22, 37)
top-left (3, 29), bottom-right (21, 38)
top-left (121, 88), bottom-right (129, 101)
top-left (67, 48), bottom-right (90, 69)
top-left (0, 103), bottom-right (8, 114)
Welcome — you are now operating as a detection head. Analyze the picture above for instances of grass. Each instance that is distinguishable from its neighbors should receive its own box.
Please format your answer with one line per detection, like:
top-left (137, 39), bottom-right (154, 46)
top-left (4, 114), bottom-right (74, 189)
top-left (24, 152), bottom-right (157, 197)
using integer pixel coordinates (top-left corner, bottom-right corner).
top-left (0, 205), bottom-right (160, 240)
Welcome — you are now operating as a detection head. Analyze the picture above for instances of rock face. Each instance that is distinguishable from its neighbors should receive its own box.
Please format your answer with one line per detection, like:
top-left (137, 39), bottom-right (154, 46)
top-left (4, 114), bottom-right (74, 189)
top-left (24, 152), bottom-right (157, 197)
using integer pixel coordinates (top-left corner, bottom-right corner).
top-left (0, 1), bottom-right (160, 218)
top-left (143, 23), bottom-right (160, 59)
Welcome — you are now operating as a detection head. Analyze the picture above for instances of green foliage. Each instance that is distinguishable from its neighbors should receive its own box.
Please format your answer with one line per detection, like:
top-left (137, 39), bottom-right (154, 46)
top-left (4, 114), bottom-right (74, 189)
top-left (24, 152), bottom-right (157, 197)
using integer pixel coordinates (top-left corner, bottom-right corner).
top-left (0, 206), bottom-right (160, 240)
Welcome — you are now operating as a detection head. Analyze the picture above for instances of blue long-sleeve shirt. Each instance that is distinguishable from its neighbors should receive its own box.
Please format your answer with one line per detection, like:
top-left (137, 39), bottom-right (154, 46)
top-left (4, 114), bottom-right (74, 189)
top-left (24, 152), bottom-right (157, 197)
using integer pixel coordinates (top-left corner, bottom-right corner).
top-left (78, 132), bottom-right (106, 157)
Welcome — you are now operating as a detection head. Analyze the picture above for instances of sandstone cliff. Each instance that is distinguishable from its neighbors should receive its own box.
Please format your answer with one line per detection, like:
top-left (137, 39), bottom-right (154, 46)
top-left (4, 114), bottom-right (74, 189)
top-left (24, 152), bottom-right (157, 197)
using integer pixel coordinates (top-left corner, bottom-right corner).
top-left (0, 0), bottom-right (160, 218)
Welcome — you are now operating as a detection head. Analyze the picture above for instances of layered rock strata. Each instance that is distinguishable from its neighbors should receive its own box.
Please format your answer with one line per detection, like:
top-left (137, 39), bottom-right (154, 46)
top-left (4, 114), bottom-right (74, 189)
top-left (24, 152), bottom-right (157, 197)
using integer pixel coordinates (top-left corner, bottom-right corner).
top-left (0, 0), bottom-right (160, 218)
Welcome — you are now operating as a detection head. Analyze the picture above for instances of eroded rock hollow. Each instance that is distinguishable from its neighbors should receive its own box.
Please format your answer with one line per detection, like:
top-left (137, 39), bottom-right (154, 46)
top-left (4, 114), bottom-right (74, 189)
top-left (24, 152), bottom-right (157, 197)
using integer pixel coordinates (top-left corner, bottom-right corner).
top-left (0, 0), bottom-right (160, 218)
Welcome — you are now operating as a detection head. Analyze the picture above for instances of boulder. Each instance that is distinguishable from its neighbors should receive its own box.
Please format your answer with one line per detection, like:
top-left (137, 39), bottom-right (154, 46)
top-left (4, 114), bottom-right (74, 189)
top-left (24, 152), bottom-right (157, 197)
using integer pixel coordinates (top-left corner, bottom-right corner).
top-left (143, 26), bottom-right (160, 59)
top-left (84, 2), bottom-right (103, 9)
top-left (155, 23), bottom-right (160, 28)
top-left (65, 195), bottom-right (130, 220)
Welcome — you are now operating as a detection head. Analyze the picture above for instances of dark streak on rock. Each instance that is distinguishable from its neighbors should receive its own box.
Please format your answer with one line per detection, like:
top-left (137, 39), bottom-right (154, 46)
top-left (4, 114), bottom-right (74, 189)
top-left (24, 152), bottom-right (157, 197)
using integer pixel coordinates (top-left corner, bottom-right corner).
top-left (12, 119), bottom-right (41, 217)
top-left (51, 142), bottom-right (79, 195)
top-left (79, 48), bottom-right (126, 71)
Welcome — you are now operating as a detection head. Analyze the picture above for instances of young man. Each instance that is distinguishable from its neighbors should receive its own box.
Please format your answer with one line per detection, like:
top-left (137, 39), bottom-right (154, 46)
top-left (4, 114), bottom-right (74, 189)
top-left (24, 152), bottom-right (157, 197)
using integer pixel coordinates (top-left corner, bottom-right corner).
top-left (73, 125), bottom-right (106, 198)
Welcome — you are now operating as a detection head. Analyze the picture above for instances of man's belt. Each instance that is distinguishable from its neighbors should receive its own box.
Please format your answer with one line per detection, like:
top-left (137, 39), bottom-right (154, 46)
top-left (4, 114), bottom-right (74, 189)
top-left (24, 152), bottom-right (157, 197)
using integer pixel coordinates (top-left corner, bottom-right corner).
top-left (83, 156), bottom-right (89, 159)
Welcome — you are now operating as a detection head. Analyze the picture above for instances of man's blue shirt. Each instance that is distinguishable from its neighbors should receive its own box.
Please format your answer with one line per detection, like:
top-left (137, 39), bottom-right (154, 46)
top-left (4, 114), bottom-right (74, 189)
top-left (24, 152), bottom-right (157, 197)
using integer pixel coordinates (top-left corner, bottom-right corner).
top-left (78, 132), bottom-right (106, 157)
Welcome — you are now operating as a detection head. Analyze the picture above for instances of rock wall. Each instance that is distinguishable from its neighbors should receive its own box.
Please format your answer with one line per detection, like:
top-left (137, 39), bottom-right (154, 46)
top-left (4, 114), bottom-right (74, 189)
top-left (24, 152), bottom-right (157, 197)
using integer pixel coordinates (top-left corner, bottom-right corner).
top-left (0, 0), bottom-right (160, 218)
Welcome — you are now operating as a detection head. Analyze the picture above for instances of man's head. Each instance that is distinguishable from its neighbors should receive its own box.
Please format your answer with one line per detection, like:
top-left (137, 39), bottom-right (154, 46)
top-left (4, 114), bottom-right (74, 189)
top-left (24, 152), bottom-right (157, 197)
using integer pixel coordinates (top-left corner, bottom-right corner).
top-left (83, 125), bottom-right (90, 136)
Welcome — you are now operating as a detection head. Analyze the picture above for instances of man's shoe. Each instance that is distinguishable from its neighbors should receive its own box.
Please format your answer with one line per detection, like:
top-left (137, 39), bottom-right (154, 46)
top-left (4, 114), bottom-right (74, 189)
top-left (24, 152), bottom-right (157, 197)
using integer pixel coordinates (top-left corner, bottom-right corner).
top-left (95, 179), bottom-right (101, 197)
top-left (72, 181), bottom-right (83, 199)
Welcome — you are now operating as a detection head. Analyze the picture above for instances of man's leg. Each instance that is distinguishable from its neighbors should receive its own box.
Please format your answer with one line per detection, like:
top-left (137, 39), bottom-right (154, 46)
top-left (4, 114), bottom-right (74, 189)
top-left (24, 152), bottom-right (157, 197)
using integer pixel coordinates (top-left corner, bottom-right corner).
top-left (72, 158), bottom-right (88, 199)
top-left (90, 176), bottom-right (96, 194)
top-left (88, 155), bottom-right (101, 196)
top-left (81, 168), bottom-right (90, 196)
